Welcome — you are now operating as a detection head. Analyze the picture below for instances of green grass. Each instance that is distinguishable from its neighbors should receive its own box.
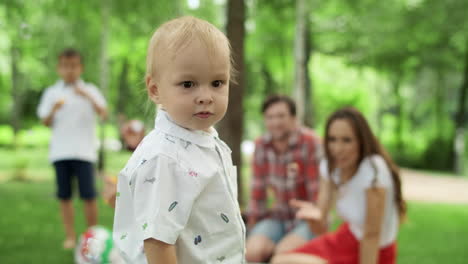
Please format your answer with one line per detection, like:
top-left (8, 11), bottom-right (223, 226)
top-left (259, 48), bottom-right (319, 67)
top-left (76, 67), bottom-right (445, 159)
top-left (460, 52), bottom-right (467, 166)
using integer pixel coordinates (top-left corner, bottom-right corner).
top-left (0, 148), bottom-right (132, 263)
top-left (1, 148), bottom-right (468, 263)
top-left (0, 147), bottom-right (131, 182)
top-left (1, 180), bottom-right (467, 264)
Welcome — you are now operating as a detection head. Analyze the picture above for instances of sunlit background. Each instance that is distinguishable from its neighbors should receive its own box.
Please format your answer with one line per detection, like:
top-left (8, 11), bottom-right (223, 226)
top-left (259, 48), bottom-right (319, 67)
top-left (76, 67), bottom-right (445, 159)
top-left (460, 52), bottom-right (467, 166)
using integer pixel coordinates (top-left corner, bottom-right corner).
top-left (1, 0), bottom-right (468, 263)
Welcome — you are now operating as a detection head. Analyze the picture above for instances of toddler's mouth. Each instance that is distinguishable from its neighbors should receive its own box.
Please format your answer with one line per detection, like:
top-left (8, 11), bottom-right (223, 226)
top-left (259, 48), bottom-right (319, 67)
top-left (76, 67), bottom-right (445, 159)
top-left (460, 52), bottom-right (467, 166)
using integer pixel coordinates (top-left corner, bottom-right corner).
top-left (194, 112), bottom-right (214, 119)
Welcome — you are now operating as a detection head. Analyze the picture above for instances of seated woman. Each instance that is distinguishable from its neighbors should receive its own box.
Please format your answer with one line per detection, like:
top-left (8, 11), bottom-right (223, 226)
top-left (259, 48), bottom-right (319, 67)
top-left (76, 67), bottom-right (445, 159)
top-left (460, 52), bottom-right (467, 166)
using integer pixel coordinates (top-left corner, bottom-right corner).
top-left (272, 107), bottom-right (406, 264)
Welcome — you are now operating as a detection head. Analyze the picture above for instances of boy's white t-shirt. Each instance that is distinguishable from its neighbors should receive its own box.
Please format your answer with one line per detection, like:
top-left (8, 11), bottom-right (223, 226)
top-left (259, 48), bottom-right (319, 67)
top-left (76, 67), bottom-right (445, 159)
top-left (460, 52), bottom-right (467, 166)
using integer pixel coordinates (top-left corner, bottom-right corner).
top-left (113, 110), bottom-right (246, 264)
top-left (320, 155), bottom-right (399, 247)
top-left (36, 79), bottom-right (107, 163)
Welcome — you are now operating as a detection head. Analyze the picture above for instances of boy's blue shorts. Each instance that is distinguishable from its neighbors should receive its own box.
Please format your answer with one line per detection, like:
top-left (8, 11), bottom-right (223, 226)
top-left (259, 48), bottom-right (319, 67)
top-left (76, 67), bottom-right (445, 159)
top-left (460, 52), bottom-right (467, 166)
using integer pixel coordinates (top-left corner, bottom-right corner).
top-left (53, 159), bottom-right (96, 200)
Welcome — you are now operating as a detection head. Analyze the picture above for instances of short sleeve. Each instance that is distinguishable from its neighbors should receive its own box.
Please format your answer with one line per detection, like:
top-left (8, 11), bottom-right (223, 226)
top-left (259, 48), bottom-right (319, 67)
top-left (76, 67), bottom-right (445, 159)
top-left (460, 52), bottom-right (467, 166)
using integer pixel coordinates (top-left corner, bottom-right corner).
top-left (368, 155), bottom-right (393, 188)
top-left (87, 84), bottom-right (107, 108)
top-left (319, 159), bottom-right (329, 180)
top-left (133, 155), bottom-right (202, 244)
top-left (37, 88), bottom-right (55, 119)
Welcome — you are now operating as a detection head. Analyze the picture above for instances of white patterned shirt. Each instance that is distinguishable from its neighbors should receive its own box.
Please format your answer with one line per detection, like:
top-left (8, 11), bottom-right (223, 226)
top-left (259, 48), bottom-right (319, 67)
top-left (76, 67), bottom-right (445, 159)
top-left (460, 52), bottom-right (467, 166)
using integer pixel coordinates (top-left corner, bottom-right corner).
top-left (113, 110), bottom-right (246, 264)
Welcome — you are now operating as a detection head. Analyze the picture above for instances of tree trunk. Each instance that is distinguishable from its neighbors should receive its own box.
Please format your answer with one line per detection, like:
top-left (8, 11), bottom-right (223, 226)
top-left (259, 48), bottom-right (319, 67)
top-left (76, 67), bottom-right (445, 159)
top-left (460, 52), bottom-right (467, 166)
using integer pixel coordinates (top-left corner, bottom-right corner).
top-left (218, 0), bottom-right (245, 206)
top-left (261, 64), bottom-right (277, 96)
top-left (303, 18), bottom-right (314, 128)
top-left (97, 0), bottom-right (110, 173)
top-left (435, 70), bottom-right (444, 138)
top-left (392, 77), bottom-right (404, 153)
top-left (116, 58), bottom-right (129, 116)
top-left (10, 45), bottom-right (22, 148)
top-left (294, 0), bottom-right (312, 126)
top-left (452, 41), bottom-right (468, 174)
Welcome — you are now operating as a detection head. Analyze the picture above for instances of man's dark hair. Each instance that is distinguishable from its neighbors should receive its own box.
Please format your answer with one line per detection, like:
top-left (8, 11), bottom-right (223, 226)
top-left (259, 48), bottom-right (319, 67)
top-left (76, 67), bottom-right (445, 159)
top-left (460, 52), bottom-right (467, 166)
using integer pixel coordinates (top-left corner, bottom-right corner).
top-left (261, 94), bottom-right (296, 116)
top-left (58, 48), bottom-right (83, 63)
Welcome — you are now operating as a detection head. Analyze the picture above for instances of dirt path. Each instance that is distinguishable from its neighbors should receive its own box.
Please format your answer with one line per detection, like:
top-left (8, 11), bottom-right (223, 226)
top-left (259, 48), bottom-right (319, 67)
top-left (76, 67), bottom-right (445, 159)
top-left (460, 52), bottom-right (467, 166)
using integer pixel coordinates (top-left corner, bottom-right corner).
top-left (401, 168), bottom-right (468, 204)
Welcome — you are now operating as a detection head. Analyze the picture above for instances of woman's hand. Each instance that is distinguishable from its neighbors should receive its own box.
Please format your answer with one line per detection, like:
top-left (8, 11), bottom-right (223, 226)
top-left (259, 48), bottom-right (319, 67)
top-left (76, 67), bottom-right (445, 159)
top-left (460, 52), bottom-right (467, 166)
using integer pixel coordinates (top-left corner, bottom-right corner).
top-left (290, 199), bottom-right (322, 221)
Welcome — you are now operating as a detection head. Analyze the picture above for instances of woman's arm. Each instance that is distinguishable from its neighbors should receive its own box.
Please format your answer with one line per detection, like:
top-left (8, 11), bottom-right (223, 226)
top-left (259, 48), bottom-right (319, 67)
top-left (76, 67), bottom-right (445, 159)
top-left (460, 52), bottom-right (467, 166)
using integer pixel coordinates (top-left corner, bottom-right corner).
top-left (291, 177), bottom-right (335, 235)
top-left (360, 187), bottom-right (387, 264)
top-left (144, 238), bottom-right (177, 264)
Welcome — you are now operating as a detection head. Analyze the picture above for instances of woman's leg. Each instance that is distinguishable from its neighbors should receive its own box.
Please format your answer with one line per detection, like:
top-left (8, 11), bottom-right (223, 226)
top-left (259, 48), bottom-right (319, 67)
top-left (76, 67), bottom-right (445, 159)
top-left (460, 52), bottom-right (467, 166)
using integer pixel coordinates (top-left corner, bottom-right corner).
top-left (271, 253), bottom-right (328, 264)
top-left (274, 234), bottom-right (307, 254)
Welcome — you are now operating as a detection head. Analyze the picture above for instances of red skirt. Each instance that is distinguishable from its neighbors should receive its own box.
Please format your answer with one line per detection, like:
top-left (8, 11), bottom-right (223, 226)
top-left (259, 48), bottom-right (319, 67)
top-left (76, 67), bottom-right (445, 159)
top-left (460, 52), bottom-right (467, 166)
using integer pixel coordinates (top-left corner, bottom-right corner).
top-left (291, 223), bottom-right (396, 264)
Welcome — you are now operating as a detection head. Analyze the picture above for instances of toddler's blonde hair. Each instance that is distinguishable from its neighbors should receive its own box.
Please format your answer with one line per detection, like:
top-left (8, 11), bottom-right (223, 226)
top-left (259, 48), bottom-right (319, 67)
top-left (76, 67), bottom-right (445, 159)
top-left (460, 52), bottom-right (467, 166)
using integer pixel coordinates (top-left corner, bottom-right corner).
top-left (146, 16), bottom-right (235, 81)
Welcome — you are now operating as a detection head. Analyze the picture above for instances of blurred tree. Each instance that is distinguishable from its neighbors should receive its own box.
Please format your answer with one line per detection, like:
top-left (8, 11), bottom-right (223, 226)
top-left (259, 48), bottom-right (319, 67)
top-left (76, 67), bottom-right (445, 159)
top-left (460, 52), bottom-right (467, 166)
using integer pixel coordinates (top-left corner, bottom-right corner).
top-left (218, 0), bottom-right (246, 204)
top-left (293, 0), bottom-right (313, 127)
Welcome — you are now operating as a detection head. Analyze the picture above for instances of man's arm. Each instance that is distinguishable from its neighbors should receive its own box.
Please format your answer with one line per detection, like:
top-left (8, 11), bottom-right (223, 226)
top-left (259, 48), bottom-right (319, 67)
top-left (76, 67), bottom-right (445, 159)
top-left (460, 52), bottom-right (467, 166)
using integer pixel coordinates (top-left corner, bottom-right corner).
top-left (247, 141), bottom-right (268, 229)
top-left (144, 239), bottom-right (177, 264)
top-left (304, 137), bottom-right (321, 202)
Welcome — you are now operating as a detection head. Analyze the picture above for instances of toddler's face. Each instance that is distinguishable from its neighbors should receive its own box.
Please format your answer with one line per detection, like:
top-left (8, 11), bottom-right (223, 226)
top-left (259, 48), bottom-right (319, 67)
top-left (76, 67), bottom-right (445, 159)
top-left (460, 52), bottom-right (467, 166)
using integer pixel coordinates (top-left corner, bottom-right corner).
top-left (149, 39), bottom-right (230, 132)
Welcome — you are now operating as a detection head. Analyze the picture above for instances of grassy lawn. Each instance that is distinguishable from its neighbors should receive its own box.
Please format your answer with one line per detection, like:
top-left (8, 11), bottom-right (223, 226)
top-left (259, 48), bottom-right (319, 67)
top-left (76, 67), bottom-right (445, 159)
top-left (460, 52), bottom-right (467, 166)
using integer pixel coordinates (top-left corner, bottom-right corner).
top-left (1, 147), bottom-right (467, 263)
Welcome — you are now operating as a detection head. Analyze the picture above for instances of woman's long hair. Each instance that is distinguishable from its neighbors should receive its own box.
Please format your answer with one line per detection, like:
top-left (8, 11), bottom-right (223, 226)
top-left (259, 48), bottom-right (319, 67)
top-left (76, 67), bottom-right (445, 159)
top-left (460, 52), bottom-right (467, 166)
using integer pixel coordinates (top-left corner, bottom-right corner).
top-left (324, 107), bottom-right (406, 218)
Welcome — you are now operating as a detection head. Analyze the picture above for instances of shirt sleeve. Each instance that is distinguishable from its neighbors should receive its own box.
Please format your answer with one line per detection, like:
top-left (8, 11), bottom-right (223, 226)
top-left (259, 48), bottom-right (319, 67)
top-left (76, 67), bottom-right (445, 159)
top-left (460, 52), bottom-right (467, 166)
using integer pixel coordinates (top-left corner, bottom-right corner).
top-left (133, 154), bottom-right (202, 244)
top-left (362, 155), bottom-right (393, 189)
top-left (87, 84), bottom-right (107, 108)
top-left (37, 88), bottom-right (55, 120)
top-left (319, 159), bottom-right (329, 180)
top-left (247, 140), bottom-right (268, 219)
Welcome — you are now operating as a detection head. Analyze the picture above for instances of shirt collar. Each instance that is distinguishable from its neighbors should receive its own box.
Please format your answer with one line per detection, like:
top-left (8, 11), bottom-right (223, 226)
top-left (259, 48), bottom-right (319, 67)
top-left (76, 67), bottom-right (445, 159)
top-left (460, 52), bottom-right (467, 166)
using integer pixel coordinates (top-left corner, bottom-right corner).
top-left (154, 110), bottom-right (218, 149)
top-left (57, 79), bottom-right (85, 89)
top-left (263, 127), bottom-right (301, 148)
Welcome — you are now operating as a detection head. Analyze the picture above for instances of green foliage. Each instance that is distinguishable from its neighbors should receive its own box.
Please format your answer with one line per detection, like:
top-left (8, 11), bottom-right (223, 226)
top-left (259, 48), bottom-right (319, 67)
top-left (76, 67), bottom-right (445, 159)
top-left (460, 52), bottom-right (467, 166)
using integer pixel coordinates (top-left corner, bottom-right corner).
top-left (1, 0), bottom-right (468, 172)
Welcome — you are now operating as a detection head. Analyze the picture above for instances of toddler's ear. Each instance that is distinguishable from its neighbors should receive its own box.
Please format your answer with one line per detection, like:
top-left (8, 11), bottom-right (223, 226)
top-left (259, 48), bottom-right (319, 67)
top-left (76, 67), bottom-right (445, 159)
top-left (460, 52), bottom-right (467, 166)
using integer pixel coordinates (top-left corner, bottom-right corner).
top-left (146, 76), bottom-right (160, 104)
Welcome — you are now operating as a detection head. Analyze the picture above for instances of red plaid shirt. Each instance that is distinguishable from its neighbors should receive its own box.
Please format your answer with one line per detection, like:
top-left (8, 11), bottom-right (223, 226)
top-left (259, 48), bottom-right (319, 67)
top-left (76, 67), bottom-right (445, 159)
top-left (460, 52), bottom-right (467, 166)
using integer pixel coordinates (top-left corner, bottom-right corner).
top-left (248, 127), bottom-right (322, 231)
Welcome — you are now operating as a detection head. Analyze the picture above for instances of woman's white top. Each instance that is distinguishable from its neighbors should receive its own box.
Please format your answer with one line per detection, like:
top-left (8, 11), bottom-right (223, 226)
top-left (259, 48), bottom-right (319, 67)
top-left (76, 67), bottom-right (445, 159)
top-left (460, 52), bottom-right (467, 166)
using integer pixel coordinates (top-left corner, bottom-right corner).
top-left (320, 155), bottom-right (399, 247)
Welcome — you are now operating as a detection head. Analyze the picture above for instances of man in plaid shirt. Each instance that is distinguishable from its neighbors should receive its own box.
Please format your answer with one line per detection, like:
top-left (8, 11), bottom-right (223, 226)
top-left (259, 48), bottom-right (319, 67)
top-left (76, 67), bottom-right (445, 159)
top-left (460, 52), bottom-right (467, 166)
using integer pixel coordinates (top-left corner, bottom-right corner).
top-left (246, 95), bottom-right (322, 263)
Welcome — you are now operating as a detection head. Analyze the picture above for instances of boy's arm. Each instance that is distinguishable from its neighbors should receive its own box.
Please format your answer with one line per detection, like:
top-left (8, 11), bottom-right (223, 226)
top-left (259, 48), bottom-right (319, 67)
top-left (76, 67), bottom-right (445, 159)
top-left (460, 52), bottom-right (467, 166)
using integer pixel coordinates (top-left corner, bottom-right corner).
top-left (74, 85), bottom-right (108, 119)
top-left (144, 238), bottom-right (177, 264)
top-left (42, 99), bottom-right (65, 127)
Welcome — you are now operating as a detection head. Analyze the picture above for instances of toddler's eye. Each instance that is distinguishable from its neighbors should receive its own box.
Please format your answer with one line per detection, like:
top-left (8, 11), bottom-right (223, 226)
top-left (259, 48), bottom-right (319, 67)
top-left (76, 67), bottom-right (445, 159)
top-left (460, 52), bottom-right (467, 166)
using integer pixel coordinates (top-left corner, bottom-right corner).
top-left (212, 80), bottom-right (223, 87)
top-left (182, 81), bottom-right (194, 88)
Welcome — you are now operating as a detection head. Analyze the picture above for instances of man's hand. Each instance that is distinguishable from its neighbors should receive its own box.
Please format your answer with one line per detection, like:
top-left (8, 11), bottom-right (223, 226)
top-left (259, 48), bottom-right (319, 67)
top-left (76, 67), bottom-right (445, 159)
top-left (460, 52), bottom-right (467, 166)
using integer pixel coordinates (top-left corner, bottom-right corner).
top-left (247, 216), bottom-right (257, 231)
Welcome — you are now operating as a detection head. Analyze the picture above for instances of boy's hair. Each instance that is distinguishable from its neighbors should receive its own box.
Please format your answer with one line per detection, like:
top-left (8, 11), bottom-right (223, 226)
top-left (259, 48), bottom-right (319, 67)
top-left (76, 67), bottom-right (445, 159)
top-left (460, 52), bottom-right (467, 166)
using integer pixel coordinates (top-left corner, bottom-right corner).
top-left (146, 16), bottom-right (235, 81)
top-left (261, 94), bottom-right (297, 116)
top-left (58, 48), bottom-right (83, 63)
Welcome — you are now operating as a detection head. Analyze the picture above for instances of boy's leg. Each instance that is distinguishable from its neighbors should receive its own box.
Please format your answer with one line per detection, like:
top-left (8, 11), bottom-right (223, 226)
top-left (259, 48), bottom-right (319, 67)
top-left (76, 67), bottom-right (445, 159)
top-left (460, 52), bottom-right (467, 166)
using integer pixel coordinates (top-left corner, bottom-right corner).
top-left (60, 200), bottom-right (76, 247)
top-left (74, 160), bottom-right (98, 227)
top-left (84, 199), bottom-right (97, 227)
top-left (246, 218), bottom-right (284, 263)
top-left (53, 160), bottom-right (76, 248)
